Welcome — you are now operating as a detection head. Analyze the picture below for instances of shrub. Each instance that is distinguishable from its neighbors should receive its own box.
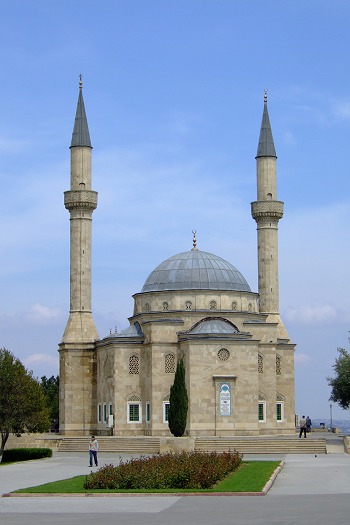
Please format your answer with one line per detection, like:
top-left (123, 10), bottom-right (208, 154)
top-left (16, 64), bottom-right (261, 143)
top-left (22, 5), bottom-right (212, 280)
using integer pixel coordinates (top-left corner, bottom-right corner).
top-left (2, 447), bottom-right (52, 463)
top-left (84, 450), bottom-right (242, 490)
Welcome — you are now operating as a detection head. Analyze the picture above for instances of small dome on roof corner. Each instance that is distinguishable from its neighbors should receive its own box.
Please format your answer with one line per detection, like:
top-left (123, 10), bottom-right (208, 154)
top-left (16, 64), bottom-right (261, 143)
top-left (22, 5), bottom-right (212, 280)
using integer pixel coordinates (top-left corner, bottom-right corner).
top-left (141, 249), bottom-right (251, 293)
top-left (188, 318), bottom-right (239, 335)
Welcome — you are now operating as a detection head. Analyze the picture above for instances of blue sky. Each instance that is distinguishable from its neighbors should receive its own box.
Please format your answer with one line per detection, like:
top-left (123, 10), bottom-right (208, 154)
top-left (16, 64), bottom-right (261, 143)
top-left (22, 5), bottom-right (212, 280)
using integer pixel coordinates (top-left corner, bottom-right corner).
top-left (1, 0), bottom-right (350, 421)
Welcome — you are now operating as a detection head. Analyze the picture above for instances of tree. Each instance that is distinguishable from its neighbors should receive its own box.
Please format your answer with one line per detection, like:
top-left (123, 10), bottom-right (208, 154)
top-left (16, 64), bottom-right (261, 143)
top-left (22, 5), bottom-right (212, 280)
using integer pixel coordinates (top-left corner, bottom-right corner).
top-left (168, 357), bottom-right (188, 437)
top-left (327, 347), bottom-right (350, 409)
top-left (0, 348), bottom-right (51, 461)
top-left (40, 375), bottom-right (59, 422)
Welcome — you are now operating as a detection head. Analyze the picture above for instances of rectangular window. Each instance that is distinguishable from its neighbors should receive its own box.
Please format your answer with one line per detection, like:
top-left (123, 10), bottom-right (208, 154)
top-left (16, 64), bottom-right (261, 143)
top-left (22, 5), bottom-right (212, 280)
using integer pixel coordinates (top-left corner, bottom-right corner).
top-left (103, 403), bottom-right (107, 423)
top-left (97, 404), bottom-right (101, 423)
top-left (146, 401), bottom-right (151, 422)
top-left (276, 402), bottom-right (284, 422)
top-left (163, 401), bottom-right (170, 423)
top-left (109, 403), bottom-right (113, 416)
top-left (128, 403), bottom-right (141, 423)
top-left (258, 401), bottom-right (266, 422)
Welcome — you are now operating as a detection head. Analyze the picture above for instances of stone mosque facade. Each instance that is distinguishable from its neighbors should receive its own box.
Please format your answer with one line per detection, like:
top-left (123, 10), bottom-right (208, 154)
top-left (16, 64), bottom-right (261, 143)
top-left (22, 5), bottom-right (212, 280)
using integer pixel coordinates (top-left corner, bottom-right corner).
top-left (58, 83), bottom-right (295, 437)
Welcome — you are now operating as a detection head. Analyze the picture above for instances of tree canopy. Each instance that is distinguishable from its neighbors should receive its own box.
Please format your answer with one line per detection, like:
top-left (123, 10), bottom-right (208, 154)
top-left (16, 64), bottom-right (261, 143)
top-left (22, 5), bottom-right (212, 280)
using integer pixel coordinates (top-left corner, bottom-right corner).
top-left (0, 348), bottom-right (51, 460)
top-left (40, 375), bottom-right (59, 422)
top-left (168, 357), bottom-right (188, 437)
top-left (328, 347), bottom-right (350, 410)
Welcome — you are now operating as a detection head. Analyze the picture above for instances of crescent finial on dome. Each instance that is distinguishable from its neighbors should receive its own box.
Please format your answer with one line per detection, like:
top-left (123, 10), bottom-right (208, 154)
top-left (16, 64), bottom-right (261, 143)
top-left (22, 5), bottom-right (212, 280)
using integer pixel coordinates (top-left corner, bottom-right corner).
top-left (192, 230), bottom-right (197, 250)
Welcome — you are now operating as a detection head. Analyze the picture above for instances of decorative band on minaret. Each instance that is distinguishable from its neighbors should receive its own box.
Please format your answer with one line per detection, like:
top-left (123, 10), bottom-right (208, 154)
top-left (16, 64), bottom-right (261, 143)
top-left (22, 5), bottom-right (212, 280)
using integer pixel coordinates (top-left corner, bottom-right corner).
top-left (251, 92), bottom-right (284, 315)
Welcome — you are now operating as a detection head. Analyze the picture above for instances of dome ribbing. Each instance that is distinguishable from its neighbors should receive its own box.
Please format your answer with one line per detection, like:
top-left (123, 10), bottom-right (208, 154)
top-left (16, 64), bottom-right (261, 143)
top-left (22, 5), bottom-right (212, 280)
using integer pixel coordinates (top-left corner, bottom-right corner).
top-left (141, 250), bottom-right (251, 293)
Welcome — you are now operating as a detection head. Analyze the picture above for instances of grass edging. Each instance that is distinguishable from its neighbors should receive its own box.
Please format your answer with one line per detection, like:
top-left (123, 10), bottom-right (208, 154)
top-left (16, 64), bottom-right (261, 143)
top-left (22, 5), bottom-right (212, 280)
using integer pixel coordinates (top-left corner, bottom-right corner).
top-left (5, 461), bottom-right (282, 497)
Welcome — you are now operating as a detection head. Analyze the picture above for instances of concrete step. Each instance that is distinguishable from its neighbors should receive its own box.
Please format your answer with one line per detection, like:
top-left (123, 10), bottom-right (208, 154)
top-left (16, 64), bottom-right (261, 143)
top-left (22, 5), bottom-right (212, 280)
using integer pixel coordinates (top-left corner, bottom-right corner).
top-left (58, 437), bottom-right (160, 453)
top-left (57, 436), bottom-right (327, 454)
top-left (195, 437), bottom-right (327, 454)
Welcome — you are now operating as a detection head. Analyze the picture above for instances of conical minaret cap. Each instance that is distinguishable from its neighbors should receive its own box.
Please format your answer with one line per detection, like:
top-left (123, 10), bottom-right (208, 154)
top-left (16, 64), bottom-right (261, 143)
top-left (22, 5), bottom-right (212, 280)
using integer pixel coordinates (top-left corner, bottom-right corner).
top-left (256, 91), bottom-right (276, 158)
top-left (70, 77), bottom-right (92, 148)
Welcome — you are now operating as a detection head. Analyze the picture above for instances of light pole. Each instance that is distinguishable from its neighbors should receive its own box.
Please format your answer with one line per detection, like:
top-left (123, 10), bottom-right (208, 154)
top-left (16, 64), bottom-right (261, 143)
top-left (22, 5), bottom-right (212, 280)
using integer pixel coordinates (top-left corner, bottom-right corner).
top-left (330, 404), bottom-right (333, 428)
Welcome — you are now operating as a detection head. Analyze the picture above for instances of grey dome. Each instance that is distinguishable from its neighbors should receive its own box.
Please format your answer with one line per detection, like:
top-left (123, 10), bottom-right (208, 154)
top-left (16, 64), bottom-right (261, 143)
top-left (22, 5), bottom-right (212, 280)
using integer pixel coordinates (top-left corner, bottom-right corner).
top-left (141, 250), bottom-right (251, 293)
top-left (188, 319), bottom-right (239, 334)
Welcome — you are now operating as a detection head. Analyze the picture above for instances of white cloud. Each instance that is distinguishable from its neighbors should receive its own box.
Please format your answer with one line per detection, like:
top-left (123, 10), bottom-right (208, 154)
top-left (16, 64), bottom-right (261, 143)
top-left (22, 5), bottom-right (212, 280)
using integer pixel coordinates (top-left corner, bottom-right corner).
top-left (26, 304), bottom-right (62, 324)
top-left (285, 304), bottom-right (338, 325)
top-left (24, 353), bottom-right (57, 366)
top-left (295, 353), bottom-right (312, 364)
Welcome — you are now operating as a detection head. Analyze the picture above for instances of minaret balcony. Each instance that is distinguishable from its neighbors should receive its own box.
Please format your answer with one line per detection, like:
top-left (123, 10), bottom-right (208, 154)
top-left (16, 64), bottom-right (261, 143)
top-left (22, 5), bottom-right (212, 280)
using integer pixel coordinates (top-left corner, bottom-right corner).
top-left (251, 200), bottom-right (283, 221)
top-left (64, 190), bottom-right (98, 211)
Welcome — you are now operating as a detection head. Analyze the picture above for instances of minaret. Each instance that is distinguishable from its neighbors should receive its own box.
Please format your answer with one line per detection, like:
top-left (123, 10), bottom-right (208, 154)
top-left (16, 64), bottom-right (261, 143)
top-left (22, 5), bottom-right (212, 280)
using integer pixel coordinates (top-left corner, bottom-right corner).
top-left (58, 77), bottom-right (98, 435)
top-left (62, 76), bottom-right (99, 343)
top-left (251, 91), bottom-right (284, 318)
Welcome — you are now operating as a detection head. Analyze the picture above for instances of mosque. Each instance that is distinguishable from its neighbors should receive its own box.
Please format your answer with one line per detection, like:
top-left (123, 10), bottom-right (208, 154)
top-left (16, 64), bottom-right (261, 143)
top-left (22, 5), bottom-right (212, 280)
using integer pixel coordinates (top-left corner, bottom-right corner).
top-left (58, 82), bottom-right (295, 437)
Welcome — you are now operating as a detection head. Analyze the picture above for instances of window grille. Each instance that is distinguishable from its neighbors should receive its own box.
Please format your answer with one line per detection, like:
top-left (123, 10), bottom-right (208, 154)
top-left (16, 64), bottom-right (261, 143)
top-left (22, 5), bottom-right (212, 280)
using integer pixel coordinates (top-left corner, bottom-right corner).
top-left (218, 348), bottom-right (230, 361)
top-left (163, 402), bottom-right (170, 422)
top-left (258, 354), bottom-right (263, 374)
top-left (258, 401), bottom-right (266, 422)
top-left (129, 355), bottom-right (140, 374)
top-left (165, 353), bottom-right (175, 373)
top-left (128, 404), bottom-right (140, 422)
top-left (276, 402), bottom-right (284, 421)
top-left (276, 355), bottom-right (281, 375)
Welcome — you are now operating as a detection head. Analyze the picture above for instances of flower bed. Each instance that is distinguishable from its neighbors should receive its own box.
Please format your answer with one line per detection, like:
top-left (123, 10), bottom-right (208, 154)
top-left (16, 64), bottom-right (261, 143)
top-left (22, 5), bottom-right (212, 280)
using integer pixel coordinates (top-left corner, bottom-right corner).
top-left (84, 450), bottom-right (242, 490)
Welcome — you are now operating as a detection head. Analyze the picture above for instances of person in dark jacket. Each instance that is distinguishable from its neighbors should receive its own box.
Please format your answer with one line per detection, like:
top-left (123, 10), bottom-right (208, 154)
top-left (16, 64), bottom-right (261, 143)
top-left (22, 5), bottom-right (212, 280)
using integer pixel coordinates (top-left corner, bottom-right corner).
top-left (306, 416), bottom-right (312, 433)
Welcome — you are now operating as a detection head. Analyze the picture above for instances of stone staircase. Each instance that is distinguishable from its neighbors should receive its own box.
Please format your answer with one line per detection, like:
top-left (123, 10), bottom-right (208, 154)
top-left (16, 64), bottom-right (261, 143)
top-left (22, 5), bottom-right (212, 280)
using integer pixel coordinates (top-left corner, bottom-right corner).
top-left (58, 435), bottom-right (327, 455)
top-left (58, 436), bottom-right (160, 454)
top-left (195, 437), bottom-right (327, 454)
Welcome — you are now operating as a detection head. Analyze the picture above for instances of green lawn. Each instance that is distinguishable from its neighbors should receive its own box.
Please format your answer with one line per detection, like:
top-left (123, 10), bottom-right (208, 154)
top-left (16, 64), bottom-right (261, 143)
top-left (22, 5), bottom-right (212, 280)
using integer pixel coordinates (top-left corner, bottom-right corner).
top-left (15, 461), bottom-right (280, 494)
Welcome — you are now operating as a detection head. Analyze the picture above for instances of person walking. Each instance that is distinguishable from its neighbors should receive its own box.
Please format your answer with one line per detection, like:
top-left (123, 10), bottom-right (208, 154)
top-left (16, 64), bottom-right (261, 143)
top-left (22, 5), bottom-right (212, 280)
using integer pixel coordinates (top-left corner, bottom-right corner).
top-left (299, 415), bottom-right (307, 438)
top-left (89, 435), bottom-right (98, 467)
top-left (306, 416), bottom-right (312, 433)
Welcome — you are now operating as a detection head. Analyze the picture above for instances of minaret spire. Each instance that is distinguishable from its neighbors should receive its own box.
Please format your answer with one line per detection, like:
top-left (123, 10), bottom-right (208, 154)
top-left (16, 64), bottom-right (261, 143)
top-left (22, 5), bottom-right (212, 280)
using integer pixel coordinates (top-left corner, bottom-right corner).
top-left (256, 89), bottom-right (276, 158)
top-left (71, 75), bottom-right (92, 148)
top-left (251, 92), bottom-right (283, 316)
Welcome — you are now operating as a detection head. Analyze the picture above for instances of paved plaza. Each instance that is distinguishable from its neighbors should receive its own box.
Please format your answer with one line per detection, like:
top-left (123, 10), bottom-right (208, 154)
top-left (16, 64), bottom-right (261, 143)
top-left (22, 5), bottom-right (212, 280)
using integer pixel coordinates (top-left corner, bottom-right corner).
top-left (1, 435), bottom-right (350, 525)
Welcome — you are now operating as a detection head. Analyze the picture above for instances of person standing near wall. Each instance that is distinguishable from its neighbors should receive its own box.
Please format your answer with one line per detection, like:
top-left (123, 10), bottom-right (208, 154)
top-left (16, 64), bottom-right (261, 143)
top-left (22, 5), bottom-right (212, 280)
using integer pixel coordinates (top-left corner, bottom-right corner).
top-left (299, 416), bottom-right (307, 438)
top-left (89, 435), bottom-right (98, 467)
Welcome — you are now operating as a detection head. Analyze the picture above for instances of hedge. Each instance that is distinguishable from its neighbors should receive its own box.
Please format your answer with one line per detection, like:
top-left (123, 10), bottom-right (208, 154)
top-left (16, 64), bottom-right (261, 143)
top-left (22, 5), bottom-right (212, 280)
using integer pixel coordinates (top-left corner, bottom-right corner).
top-left (84, 450), bottom-right (242, 490)
top-left (2, 448), bottom-right (52, 463)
